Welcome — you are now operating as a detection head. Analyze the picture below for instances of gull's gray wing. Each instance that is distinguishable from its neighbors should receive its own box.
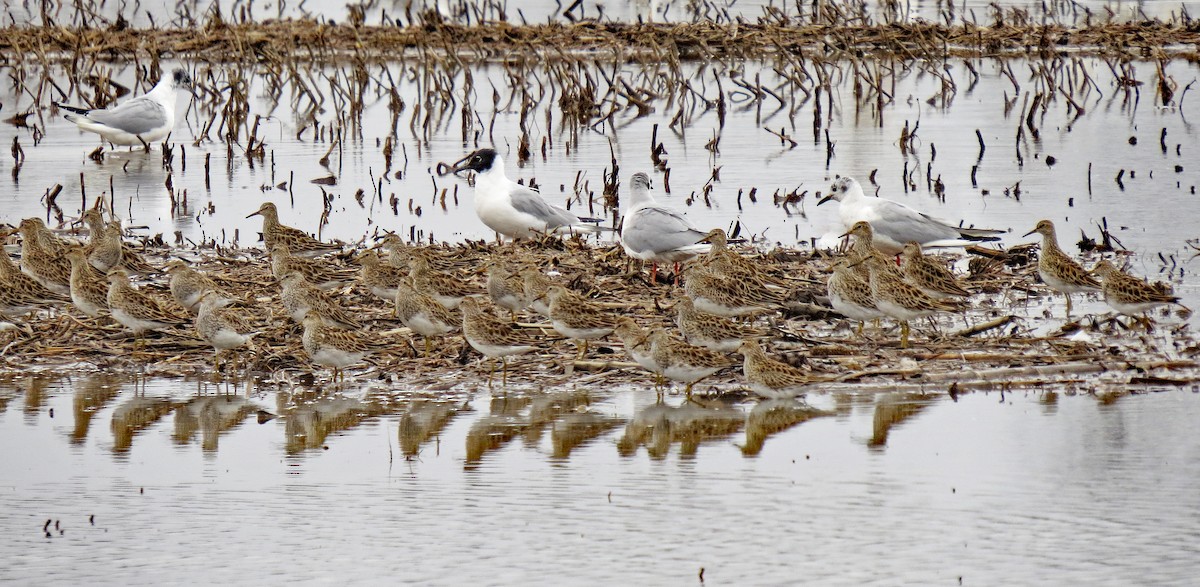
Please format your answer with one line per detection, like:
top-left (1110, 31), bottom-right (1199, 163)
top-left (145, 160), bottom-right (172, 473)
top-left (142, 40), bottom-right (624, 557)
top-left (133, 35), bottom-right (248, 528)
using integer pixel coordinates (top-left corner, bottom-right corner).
top-left (621, 205), bottom-right (707, 254)
top-left (859, 199), bottom-right (962, 245)
top-left (509, 185), bottom-right (580, 229)
top-left (84, 97), bottom-right (168, 135)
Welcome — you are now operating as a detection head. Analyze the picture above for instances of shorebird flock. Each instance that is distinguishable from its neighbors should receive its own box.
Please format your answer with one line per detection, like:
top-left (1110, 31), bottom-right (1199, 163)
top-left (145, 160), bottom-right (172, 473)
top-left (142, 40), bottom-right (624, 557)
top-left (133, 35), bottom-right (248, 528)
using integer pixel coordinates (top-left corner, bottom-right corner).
top-left (0, 146), bottom-right (1188, 397)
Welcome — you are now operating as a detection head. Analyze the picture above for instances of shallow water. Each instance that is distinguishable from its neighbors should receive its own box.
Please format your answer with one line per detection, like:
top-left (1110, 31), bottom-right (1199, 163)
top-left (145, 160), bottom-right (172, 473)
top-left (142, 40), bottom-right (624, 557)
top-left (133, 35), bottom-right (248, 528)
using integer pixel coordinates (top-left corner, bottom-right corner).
top-left (2, 6), bottom-right (1199, 582)
top-left (2, 376), bottom-right (1198, 584)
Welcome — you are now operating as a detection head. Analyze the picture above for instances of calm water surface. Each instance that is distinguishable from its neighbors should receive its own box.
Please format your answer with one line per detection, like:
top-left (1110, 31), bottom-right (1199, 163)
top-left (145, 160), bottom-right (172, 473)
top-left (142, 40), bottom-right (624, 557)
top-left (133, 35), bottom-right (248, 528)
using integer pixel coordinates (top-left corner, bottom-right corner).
top-left (1, 378), bottom-right (1198, 584)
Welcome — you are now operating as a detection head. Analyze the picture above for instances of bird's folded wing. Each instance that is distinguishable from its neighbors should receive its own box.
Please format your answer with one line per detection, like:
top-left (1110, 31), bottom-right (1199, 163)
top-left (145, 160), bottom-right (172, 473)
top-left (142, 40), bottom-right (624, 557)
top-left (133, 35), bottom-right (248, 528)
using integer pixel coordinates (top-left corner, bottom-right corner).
top-left (85, 97), bottom-right (168, 135)
top-left (509, 185), bottom-right (580, 228)
top-left (622, 206), bottom-right (707, 253)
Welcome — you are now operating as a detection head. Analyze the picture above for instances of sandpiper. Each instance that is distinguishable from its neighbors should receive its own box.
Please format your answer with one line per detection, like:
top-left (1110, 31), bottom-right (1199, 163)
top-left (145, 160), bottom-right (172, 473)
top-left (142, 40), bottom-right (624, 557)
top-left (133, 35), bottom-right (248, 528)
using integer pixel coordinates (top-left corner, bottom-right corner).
top-left (683, 265), bottom-right (787, 317)
top-left (648, 329), bottom-right (734, 397)
top-left (246, 202), bottom-right (342, 257)
top-left (459, 296), bottom-right (540, 386)
top-left (65, 247), bottom-right (111, 318)
top-left (0, 245), bottom-right (70, 306)
top-left (164, 259), bottom-right (230, 314)
top-left (696, 228), bottom-right (786, 288)
top-left (614, 317), bottom-right (660, 385)
top-left (106, 269), bottom-right (189, 346)
top-left (81, 209), bottom-right (122, 272)
top-left (270, 243), bottom-right (356, 290)
top-left (674, 295), bottom-right (763, 352)
top-left (545, 285), bottom-right (619, 358)
top-left (394, 281), bottom-right (459, 356)
top-left (519, 267), bottom-right (554, 316)
top-left (409, 255), bottom-right (478, 309)
top-left (736, 340), bottom-right (809, 399)
top-left (195, 291), bottom-right (257, 371)
top-left (1091, 260), bottom-right (1181, 325)
top-left (1023, 220), bottom-right (1100, 319)
top-left (900, 241), bottom-right (970, 300)
top-left (486, 261), bottom-right (526, 320)
top-left (17, 218), bottom-right (72, 295)
top-left (859, 255), bottom-right (957, 348)
top-left (107, 219), bottom-right (158, 275)
top-left (826, 257), bottom-right (883, 335)
top-left (357, 250), bottom-right (408, 303)
top-left (279, 271), bottom-right (362, 329)
top-left (301, 313), bottom-right (380, 382)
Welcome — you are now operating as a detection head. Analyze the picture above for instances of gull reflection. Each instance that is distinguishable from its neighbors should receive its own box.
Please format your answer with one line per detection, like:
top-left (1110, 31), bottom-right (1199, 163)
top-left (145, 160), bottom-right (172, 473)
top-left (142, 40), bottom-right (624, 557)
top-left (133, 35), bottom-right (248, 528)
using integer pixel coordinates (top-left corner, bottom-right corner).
top-left (173, 395), bottom-right (259, 452)
top-left (869, 393), bottom-right (936, 449)
top-left (70, 375), bottom-right (122, 445)
top-left (617, 399), bottom-right (744, 459)
top-left (740, 399), bottom-right (834, 457)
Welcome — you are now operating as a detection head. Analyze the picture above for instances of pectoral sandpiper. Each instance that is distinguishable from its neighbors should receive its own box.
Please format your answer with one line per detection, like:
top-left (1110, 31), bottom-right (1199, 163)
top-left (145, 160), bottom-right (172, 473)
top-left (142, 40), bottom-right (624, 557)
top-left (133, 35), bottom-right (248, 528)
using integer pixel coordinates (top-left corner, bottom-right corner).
top-left (1091, 260), bottom-right (1181, 325)
top-left (613, 317), bottom-right (660, 384)
top-left (247, 202), bottom-right (342, 257)
top-left (519, 267), bottom-right (554, 316)
top-left (736, 340), bottom-right (810, 399)
top-left (81, 209), bottom-right (122, 272)
top-left (165, 259), bottom-right (230, 314)
top-left (270, 243), bottom-right (356, 290)
top-left (1023, 220), bottom-right (1100, 319)
top-left (860, 255), bottom-right (957, 348)
top-left (459, 296), bottom-right (540, 386)
top-left (301, 313), bottom-right (381, 381)
top-left (17, 218), bottom-right (72, 295)
top-left (195, 291), bottom-right (257, 371)
top-left (394, 281), bottom-right (459, 356)
top-left (673, 295), bottom-right (763, 352)
top-left (683, 265), bottom-right (787, 317)
top-left (279, 271), bottom-right (362, 329)
top-left (826, 256), bottom-right (883, 335)
top-left (409, 255), bottom-right (478, 309)
top-left (65, 247), bottom-right (111, 318)
top-left (546, 285), bottom-right (619, 358)
top-left (648, 329), bottom-right (734, 397)
top-left (357, 250), bottom-right (407, 303)
top-left (106, 269), bottom-right (189, 346)
top-left (900, 241), bottom-right (970, 299)
top-left (487, 261), bottom-right (526, 319)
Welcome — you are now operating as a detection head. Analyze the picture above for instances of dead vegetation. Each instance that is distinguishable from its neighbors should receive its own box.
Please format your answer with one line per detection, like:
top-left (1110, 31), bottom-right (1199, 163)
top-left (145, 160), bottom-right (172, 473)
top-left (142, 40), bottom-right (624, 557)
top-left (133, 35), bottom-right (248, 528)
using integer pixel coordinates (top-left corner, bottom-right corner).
top-left (0, 234), bottom-right (1194, 396)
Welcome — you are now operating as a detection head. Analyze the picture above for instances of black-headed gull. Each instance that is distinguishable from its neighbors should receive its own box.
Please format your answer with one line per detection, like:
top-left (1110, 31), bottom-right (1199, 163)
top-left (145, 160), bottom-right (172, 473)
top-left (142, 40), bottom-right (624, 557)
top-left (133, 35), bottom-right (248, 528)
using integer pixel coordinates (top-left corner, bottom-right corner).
top-left (818, 176), bottom-right (1003, 254)
top-left (619, 171), bottom-right (708, 281)
top-left (55, 68), bottom-right (193, 147)
top-left (446, 148), bottom-right (604, 239)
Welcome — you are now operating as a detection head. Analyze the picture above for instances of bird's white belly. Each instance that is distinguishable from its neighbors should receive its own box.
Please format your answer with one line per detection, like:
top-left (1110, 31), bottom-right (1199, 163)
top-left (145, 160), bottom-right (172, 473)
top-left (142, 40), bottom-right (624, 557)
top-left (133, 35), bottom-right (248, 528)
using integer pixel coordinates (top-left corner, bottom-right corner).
top-left (111, 308), bottom-right (166, 334)
top-left (662, 363), bottom-right (722, 384)
top-left (476, 195), bottom-right (544, 239)
top-left (311, 347), bottom-right (366, 369)
top-left (407, 314), bottom-right (454, 337)
top-left (210, 329), bottom-right (251, 351)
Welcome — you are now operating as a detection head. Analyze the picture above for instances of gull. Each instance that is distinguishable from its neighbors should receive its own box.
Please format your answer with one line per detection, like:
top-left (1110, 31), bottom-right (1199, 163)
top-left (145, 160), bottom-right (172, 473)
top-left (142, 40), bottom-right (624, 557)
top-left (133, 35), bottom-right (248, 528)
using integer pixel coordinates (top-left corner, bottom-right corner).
top-left (818, 176), bottom-right (1004, 254)
top-left (446, 148), bottom-right (605, 239)
top-left (619, 171), bottom-right (708, 282)
top-left (55, 68), bottom-right (194, 148)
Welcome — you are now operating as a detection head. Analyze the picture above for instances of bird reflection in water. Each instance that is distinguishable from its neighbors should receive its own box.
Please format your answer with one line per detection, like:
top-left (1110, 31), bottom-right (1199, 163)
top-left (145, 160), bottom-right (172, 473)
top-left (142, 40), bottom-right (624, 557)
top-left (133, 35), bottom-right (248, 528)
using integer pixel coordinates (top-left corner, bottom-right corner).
top-left (278, 389), bottom-right (389, 454)
top-left (869, 393), bottom-right (935, 449)
top-left (617, 399), bottom-right (743, 459)
top-left (398, 400), bottom-right (464, 458)
top-left (465, 390), bottom-right (621, 466)
top-left (740, 399), bottom-right (834, 457)
top-left (70, 375), bottom-right (121, 445)
top-left (173, 395), bottom-right (260, 452)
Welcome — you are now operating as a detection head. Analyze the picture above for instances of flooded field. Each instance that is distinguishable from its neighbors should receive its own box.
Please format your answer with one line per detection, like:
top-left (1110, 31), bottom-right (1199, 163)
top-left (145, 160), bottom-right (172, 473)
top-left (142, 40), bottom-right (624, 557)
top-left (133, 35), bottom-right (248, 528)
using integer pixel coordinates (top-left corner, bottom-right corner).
top-left (2, 378), bottom-right (1198, 583)
top-left (2, 0), bottom-right (1200, 582)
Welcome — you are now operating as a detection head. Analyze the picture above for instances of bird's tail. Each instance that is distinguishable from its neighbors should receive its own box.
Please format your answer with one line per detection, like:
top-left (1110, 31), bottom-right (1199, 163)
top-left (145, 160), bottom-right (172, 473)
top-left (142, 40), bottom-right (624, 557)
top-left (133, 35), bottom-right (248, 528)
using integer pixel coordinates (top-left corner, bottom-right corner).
top-left (53, 101), bottom-right (92, 116)
top-left (957, 227), bottom-right (1005, 241)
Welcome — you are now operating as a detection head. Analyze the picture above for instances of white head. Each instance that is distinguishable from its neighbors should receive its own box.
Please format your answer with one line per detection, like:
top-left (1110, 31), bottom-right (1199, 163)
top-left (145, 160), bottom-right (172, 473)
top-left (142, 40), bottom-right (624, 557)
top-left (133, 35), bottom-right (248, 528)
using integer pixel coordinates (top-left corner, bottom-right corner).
top-left (628, 172), bottom-right (653, 206)
top-left (818, 177), bottom-right (862, 206)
